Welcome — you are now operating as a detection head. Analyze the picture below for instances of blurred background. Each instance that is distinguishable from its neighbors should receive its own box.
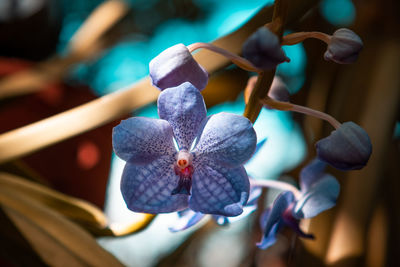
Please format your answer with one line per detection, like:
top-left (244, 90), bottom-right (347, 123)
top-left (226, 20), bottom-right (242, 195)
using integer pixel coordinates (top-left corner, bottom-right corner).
top-left (0, 0), bottom-right (398, 266)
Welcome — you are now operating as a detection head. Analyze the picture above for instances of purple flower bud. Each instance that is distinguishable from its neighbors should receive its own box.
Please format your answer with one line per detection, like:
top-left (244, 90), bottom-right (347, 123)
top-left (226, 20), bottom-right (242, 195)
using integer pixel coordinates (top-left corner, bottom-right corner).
top-left (268, 76), bottom-right (290, 102)
top-left (316, 122), bottom-right (372, 170)
top-left (149, 44), bottom-right (209, 91)
top-left (324, 28), bottom-right (363, 64)
top-left (242, 27), bottom-right (289, 70)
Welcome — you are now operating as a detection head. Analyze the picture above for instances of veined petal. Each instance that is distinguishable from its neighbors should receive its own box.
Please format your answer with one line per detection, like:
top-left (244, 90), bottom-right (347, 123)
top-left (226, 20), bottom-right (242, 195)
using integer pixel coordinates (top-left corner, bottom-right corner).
top-left (294, 174), bottom-right (340, 219)
top-left (112, 117), bottom-right (176, 163)
top-left (169, 209), bottom-right (205, 232)
top-left (121, 156), bottom-right (189, 214)
top-left (158, 82), bottom-right (207, 150)
top-left (192, 112), bottom-right (257, 167)
top-left (189, 163), bottom-right (250, 216)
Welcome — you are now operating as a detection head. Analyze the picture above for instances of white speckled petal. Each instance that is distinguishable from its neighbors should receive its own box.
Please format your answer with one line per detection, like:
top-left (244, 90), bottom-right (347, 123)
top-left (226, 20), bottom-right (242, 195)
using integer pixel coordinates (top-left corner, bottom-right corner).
top-left (189, 162), bottom-right (249, 216)
top-left (158, 82), bottom-right (207, 150)
top-left (121, 156), bottom-right (189, 213)
top-left (112, 117), bottom-right (176, 164)
top-left (192, 112), bottom-right (257, 167)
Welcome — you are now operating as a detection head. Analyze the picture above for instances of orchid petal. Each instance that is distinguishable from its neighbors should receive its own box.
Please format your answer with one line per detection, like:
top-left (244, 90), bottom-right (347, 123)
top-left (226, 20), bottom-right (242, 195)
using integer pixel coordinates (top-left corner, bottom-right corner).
top-left (253, 138), bottom-right (267, 157)
top-left (193, 112), bottom-right (257, 167)
top-left (121, 156), bottom-right (189, 213)
top-left (189, 163), bottom-right (249, 216)
top-left (257, 222), bottom-right (280, 250)
top-left (261, 191), bottom-right (294, 237)
top-left (169, 209), bottom-right (205, 232)
top-left (112, 117), bottom-right (176, 164)
top-left (294, 174), bottom-right (340, 219)
top-left (247, 186), bottom-right (262, 206)
top-left (213, 186), bottom-right (261, 225)
top-left (158, 82), bottom-right (207, 150)
top-left (299, 159), bottom-right (327, 191)
top-left (282, 212), bottom-right (314, 239)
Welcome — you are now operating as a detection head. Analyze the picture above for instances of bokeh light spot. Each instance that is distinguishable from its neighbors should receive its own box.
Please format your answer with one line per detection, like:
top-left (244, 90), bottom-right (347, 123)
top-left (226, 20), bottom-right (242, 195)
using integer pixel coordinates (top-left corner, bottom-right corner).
top-left (77, 141), bottom-right (100, 170)
top-left (320, 0), bottom-right (356, 27)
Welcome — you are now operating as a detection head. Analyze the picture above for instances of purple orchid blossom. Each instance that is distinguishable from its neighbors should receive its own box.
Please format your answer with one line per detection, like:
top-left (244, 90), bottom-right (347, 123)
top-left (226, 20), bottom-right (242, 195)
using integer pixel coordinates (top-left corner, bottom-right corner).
top-left (257, 159), bottom-right (339, 249)
top-left (112, 82), bottom-right (257, 216)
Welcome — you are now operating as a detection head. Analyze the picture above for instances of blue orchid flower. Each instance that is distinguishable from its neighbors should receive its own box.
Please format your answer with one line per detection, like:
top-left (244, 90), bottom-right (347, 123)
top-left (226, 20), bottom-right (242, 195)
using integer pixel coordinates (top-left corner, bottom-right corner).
top-left (258, 159), bottom-right (340, 249)
top-left (112, 82), bottom-right (257, 216)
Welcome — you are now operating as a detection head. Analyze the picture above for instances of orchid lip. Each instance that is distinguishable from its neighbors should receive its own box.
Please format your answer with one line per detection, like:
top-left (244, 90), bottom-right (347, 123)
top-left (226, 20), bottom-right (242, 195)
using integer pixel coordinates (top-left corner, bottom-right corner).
top-left (172, 150), bottom-right (194, 195)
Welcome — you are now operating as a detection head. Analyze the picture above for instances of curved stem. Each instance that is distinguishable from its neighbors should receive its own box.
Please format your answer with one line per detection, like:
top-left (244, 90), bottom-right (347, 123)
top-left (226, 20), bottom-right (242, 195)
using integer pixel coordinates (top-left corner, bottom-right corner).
top-left (250, 178), bottom-right (302, 199)
top-left (261, 98), bottom-right (342, 129)
top-left (187, 42), bottom-right (262, 73)
top-left (282, 31), bottom-right (332, 46)
top-left (289, 103), bottom-right (342, 129)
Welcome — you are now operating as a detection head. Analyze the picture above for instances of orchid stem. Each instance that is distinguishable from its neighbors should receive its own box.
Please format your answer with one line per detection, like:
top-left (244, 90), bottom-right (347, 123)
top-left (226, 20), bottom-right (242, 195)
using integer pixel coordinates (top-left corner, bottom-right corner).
top-left (250, 178), bottom-right (302, 199)
top-left (289, 103), bottom-right (342, 129)
top-left (187, 42), bottom-right (262, 73)
top-left (261, 98), bottom-right (342, 130)
top-left (281, 31), bottom-right (331, 46)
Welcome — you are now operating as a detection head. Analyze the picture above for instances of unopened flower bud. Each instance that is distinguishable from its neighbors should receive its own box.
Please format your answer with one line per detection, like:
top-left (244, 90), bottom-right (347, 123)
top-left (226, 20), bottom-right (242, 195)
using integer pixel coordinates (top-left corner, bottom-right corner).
top-left (316, 122), bottom-right (372, 170)
top-left (242, 27), bottom-right (289, 70)
top-left (324, 28), bottom-right (363, 64)
top-left (268, 76), bottom-right (290, 102)
top-left (149, 44), bottom-right (208, 91)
